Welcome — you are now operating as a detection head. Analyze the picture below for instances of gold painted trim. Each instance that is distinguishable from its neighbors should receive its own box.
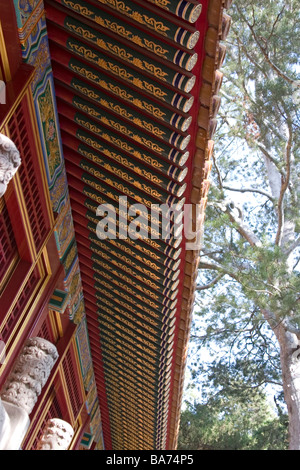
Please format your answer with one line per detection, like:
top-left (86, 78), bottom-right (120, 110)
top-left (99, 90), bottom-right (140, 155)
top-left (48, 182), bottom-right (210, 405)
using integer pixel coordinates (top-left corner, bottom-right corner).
top-left (25, 89), bottom-right (55, 227)
top-left (0, 21), bottom-right (11, 82)
top-left (0, 197), bottom-right (4, 213)
top-left (55, 312), bottom-right (63, 338)
top-left (50, 309), bottom-right (64, 340)
top-left (0, 75), bottom-right (34, 130)
top-left (0, 254), bottom-right (19, 296)
top-left (0, 125), bottom-right (54, 311)
top-left (59, 338), bottom-right (86, 425)
top-left (0, 254), bottom-right (52, 365)
top-left (0, 268), bottom-right (40, 340)
top-left (69, 414), bottom-right (83, 450)
top-left (11, 172), bottom-right (37, 261)
top-left (71, 337), bottom-right (87, 401)
top-left (60, 365), bottom-right (76, 424)
top-left (17, 0), bottom-right (44, 45)
top-left (23, 389), bottom-right (57, 449)
top-left (3, 121), bottom-right (40, 261)
top-left (48, 309), bottom-right (59, 342)
top-left (41, 245), bottom-right (51, 276)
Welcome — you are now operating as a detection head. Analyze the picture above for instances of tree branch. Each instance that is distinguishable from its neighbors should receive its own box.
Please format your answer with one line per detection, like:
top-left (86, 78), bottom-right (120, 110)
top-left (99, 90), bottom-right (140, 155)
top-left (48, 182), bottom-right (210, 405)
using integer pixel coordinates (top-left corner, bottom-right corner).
top-left (256, 142), bottom-right (283, 201)
top-left (257, 143), bottom-right (281, 170)
top-left (212, 153), bottom-right (224, 194)
top-left (232, 32), bottom-right (268, 80)
top-left (222, 184), bottom-right (275, 202)
top-left (196, 273), bottom-right (225, 291)
top-left (262, 308), bottom-right (300, 341)
top-left (198, 260), bottom-right (239, 282)
top-left (236, 5), bottom-right (300, 86)
top-left (267, 7), bottom-right (285, 41)
top-left (225, 202), bottom-right (262, 247)
top-left (283, 235), bottom-right (300, 258)
top-left (275, 122), bottom-right (293, 245)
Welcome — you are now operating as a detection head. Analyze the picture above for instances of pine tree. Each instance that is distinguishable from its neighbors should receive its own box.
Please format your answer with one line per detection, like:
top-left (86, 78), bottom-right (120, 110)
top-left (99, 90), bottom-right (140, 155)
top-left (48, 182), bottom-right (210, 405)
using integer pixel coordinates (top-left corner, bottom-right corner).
top-left (188, 0), bottom-right (300, 449)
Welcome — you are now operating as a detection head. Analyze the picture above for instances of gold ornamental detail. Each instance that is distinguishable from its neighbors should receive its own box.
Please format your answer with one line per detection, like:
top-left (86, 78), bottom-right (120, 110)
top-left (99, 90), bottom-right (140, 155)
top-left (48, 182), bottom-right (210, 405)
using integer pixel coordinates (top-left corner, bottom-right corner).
top-left (91, 244), bottom-right (160, 282)
top-left (70, 63), bottom-right (167, 117)
top-left (93, 251), bottom-right (158, 290)
top-left (79, 147), bottom-right (164, 185)
top-left (64, 0), bottom-right (94, 17)
top-left (94, 0), bottom-right (169, 35)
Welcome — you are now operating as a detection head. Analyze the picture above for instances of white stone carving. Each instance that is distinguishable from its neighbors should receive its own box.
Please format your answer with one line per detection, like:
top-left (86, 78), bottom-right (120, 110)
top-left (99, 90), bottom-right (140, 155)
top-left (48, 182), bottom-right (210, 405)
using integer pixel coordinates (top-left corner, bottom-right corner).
top-left (0, 400), bottom-right (30, 450)
top-left (36, 419), bottom-right (74, 450)
top-left (0, 398), bottom-right (10, 446)
top-left (0, 133), bottom-right (21, 197)
top-left (1, 337), bottom-right (59, 415)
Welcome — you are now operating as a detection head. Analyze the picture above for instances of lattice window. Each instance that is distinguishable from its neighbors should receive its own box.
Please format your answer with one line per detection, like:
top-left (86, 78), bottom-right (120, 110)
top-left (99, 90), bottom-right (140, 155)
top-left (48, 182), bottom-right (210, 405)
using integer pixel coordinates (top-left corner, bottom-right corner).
top-left (1, 266), bottom-right (40, 343)
top-left (36, 314), bottom-right (56, 345)
top-left (7, 98), bottom-right (49, 252)
top-left (30, 394), bottom-right (64, 450)
top-left (22, 384), bottom-right (64, 450)
top-left (62, 347), bottom-right (83, 419)
top-left (0, 199), bottom-right (18, 286)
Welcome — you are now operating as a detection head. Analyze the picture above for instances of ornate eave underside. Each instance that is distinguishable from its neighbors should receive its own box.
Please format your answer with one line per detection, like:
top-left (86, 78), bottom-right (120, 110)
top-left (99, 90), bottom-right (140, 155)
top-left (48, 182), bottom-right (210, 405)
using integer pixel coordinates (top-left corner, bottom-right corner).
top-left (44, 0), bottom-right (232, 450)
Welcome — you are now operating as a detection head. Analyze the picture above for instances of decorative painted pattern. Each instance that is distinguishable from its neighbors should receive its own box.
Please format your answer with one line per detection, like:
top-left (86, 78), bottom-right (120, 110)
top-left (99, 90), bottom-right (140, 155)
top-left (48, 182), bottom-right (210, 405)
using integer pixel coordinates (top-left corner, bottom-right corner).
top-left (84, 0), bottom-right (200, 48)
top-left (12, 0), bottom-right (102, 447)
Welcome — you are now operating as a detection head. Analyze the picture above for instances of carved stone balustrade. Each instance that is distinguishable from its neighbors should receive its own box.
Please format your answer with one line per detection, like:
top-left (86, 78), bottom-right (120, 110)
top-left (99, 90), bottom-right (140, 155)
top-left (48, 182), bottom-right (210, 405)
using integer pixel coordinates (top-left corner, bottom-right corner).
top-left (0, 133), bottom-right (21, 197)
top-left (0, 398), bottom-right (10, 445)
top-left (36, 419), bottom-right (74, 450)
top-left (1, 337), bottom-right (59, 415)
top-left (0, 398), bottom-right (30, 450)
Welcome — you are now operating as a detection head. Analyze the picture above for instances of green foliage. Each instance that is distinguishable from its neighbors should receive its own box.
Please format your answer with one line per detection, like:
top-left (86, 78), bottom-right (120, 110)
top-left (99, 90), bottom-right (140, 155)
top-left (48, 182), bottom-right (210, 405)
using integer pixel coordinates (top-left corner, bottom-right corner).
top-left (182, 0), bottom-right (300, 450)
top-left (178, 381), bottom-right (288, 450)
